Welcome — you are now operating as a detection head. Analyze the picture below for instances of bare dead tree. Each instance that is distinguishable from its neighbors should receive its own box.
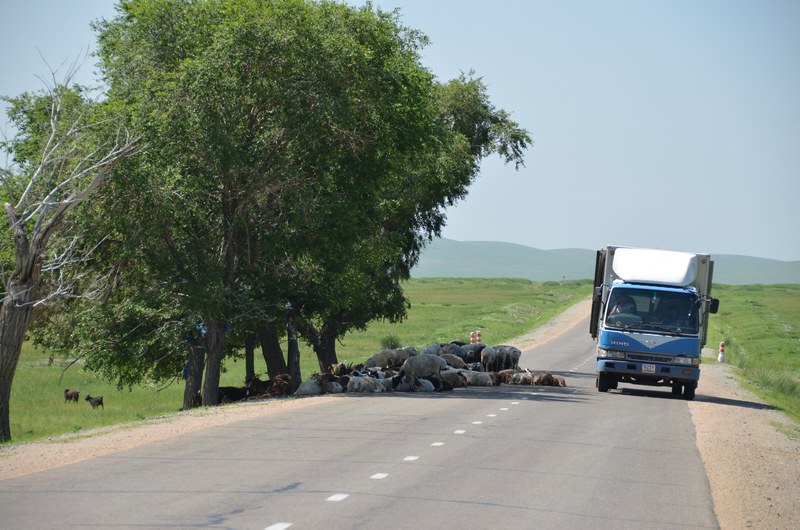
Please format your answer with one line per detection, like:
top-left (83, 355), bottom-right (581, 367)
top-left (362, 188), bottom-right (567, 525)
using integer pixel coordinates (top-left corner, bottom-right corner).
top-left (0, 62), bottom-right (139, 442)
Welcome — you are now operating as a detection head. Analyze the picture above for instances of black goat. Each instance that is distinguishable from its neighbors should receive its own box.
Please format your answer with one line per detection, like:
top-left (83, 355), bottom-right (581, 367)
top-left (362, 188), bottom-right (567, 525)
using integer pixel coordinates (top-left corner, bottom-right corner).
top-left (85, 394), bottom-right (104, 409)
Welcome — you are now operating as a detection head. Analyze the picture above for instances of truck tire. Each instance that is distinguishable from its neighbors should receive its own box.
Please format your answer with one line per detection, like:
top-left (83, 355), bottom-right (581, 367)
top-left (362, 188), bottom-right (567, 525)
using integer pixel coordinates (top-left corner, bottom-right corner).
top-left (671, 382), bottom-right (683, 396)
top-left (597, 372), bottom-right (610, 392)
top-left (683, 381), bottom-right (697, 400)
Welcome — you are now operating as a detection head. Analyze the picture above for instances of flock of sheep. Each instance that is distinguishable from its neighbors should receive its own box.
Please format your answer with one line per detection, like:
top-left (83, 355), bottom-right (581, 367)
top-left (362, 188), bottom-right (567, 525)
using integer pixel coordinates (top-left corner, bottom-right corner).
top-left (293, 342), bottom-right (567, 396)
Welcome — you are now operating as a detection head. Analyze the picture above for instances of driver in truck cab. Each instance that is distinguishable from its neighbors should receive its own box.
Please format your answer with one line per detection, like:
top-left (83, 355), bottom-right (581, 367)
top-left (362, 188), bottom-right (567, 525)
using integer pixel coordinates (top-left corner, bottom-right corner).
top-left (608, 294), bottom-right (636, 316)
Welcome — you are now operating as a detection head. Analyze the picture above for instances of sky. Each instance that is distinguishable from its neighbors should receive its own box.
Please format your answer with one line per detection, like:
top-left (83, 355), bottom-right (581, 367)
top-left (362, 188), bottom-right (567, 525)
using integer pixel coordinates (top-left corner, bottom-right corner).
top-left (1, 0), bottom-right (799, 261)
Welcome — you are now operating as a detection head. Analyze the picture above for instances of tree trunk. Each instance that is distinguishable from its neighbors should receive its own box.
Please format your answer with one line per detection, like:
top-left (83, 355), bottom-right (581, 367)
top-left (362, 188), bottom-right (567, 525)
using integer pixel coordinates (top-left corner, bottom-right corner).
top-left (0, 223), bottom-right (39, 442)
top-left (244, 334), bottom-right (257, 382)
top-left (0, 294), bottom-right (34, 442)
top-left (286, 313), bottom-right (302, 391)
top-left (258, 323), bottom-right (287, 378)
top-left (182, 343), bottom-right (205, 410)
top-left (316, 321), bottom-right (339, 373)
top-left (201, 319), bottom-right (224, 406)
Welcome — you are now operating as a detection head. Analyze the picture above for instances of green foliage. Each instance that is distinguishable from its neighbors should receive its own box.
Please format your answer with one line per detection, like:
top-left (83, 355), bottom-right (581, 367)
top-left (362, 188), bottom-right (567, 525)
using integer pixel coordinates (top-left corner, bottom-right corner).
top-left (707, 284), bottom-right (800, 423)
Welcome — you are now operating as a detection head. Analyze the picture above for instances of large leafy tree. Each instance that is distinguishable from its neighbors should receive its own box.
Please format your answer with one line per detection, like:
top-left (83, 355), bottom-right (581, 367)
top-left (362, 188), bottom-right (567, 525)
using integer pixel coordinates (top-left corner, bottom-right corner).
top-left (32, 0), bottom-right (531, 407)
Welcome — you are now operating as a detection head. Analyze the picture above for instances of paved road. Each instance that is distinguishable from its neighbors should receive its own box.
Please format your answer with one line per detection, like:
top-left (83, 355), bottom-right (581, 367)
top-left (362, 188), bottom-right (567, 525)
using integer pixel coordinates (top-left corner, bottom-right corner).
top-left (0, 315), bottom-right (718, 529)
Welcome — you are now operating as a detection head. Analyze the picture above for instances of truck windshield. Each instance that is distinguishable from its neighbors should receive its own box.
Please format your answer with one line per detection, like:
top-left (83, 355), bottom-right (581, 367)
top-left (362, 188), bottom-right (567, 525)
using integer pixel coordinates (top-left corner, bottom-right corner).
top-left (605, 288), bottom-right (699, 335)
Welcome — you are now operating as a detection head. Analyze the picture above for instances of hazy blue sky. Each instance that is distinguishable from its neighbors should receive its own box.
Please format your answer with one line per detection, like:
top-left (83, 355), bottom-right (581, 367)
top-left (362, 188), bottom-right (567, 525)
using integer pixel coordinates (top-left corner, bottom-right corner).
top-left (2, 1), bottom-right (798, 260)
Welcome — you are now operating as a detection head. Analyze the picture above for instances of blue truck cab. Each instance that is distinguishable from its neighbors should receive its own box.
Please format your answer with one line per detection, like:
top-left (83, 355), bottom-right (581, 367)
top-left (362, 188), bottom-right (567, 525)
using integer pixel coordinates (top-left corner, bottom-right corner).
top-left (590, 246), bottom-right (720, 400)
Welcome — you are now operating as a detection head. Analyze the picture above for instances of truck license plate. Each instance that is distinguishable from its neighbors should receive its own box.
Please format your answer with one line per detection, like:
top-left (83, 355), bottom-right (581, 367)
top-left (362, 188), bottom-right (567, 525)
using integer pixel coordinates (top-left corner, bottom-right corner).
top-left (642, 364), bottom-right (656, 374)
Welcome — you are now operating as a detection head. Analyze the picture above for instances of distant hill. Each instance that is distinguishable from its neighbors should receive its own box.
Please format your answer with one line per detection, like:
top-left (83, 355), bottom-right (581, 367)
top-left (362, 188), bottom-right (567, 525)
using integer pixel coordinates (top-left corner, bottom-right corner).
top-left (411, 239), bottom-right (800, 285)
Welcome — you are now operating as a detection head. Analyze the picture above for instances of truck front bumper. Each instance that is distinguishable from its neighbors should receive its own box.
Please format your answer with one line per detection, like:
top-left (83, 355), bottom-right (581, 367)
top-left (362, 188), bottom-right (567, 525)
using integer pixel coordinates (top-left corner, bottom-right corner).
top-left (597, 359), bottom-right (700, 384)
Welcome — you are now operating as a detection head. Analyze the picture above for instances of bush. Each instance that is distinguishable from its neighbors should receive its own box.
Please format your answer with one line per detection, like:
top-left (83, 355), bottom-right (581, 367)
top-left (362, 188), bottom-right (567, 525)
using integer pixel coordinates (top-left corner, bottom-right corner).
top-left (380, 335), bottom-right (402, 350)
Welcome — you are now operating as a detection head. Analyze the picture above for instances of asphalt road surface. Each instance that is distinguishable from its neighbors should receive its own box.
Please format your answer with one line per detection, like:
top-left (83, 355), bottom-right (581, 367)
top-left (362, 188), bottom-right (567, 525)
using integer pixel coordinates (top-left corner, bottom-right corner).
top-left (0, 315), bottom-right (718, 529)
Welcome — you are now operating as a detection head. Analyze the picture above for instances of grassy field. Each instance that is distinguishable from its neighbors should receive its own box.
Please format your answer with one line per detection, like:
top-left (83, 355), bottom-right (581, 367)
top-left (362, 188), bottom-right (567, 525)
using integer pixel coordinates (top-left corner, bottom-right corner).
top-left (705, 284), bottom-right (800, 423)
top-left (6, 278), bottom-right (592, 445)
top-left (7, 280), bottom-right (798, 445)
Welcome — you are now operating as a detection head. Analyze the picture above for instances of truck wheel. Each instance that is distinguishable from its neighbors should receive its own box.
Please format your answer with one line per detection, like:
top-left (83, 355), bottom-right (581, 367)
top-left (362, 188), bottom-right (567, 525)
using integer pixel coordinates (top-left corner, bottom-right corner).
top-left (671, 382), bottom-right (682, 396)
top-left (683, 381), bottom-right (697, 400)
top-left (597, 372), bottom-right (610, 392)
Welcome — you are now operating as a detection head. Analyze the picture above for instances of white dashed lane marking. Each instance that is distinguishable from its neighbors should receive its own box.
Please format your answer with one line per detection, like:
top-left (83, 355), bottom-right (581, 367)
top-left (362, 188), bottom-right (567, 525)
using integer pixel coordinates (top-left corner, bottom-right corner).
top-left (268, 399), bottom-right (533, 528)
top-left (326, 494), bottom-right (349, 502)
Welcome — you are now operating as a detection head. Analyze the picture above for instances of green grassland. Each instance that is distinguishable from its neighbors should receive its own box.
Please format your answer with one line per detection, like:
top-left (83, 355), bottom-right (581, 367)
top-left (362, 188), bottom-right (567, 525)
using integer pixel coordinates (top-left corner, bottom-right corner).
top-left (7, 279), bottom-right (798, 446)
top-left (706, 284), bottom-right (800, 423)
top-left (6, 278), bottom-right (592, 445)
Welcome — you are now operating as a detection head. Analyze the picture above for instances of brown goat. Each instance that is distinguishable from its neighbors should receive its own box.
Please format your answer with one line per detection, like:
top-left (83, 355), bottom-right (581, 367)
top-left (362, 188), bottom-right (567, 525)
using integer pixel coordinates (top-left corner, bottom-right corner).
top-left (64, 389), bottom-right (80, 403)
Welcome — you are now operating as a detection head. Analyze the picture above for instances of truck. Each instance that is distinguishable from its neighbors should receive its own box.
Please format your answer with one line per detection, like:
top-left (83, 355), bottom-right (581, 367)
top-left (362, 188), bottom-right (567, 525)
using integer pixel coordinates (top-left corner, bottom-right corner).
top-left (589, 246), bottom-right (720, 400)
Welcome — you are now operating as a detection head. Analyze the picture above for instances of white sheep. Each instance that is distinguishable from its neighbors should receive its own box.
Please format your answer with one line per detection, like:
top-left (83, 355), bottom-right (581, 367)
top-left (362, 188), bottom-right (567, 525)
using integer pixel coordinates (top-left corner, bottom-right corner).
top-left (480, 345), bottom-right (496, 373)
top-left (440, 368), bottom-right (467, 388)
top-left (458, 370), bottom-right (494, 387)
top-left (295, 378), bottom-right (323, 395)
top-left (394, 354), bottom-right (447, 390)
top-left (347, 376), bottom-right (383, 393)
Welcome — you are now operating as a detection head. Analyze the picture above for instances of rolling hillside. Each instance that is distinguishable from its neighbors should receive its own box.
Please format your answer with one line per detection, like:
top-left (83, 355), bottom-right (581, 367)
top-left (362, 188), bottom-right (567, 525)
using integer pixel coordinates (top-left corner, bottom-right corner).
top-left (411, 239), bottom-right (800, 285)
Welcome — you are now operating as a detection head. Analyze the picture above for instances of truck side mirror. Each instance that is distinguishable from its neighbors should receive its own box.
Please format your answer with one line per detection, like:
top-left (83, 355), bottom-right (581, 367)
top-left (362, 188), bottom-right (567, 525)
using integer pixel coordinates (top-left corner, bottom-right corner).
top-left (710, 298), bottom-right (720, 314)
top-left (593, 286), bottom-right (603, 302)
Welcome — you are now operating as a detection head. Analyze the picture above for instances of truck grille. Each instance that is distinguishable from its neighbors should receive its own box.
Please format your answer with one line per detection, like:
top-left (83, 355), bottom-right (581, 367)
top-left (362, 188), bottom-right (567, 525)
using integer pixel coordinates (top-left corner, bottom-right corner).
top-left (626, 353), bottom-right (673, 363)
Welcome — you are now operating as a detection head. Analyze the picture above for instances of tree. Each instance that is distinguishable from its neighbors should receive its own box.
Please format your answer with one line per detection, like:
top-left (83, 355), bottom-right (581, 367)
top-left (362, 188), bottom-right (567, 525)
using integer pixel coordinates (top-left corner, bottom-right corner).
top-left (30, 0), bottom-right (530, 406)
top-left (0, 66), bottom-right (137, 441)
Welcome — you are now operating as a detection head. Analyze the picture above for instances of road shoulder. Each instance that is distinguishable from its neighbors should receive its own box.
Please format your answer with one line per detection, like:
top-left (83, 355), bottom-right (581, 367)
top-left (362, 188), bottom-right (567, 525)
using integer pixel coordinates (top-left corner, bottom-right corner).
top-left (690, 360), bottom-right (800, 529)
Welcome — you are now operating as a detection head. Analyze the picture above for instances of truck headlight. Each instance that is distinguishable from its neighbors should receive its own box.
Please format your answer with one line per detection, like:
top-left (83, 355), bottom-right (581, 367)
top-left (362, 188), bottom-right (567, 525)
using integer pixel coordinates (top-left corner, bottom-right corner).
top-left (674, 356), bottom-right (700, 366)
top-left (597, 347), bottom-right (609, 358)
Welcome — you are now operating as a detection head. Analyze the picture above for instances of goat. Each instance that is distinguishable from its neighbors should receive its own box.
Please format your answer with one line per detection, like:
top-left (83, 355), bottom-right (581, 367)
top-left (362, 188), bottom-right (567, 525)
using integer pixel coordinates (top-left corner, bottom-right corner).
top-left (64, 389), bottom-right (80, 403)
top-left (85, 394), bottom-right (104, 409)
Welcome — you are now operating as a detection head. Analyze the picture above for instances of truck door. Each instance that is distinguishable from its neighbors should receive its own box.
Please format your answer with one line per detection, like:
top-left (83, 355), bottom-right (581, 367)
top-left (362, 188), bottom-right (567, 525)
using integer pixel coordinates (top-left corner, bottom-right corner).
top-left (589, 249), bottom-right (606, 339)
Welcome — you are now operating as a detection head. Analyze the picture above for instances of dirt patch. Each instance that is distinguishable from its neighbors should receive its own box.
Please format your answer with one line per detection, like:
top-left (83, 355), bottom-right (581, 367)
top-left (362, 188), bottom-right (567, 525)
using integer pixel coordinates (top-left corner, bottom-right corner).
top-left (2, 299), bottom-right (799, 529)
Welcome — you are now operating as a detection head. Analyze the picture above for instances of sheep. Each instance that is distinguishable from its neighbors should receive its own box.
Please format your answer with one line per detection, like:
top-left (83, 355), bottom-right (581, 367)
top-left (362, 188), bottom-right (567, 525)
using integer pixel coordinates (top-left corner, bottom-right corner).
top-left (495, 345), bottom-right (522, 370)
top-left (439, 343), bottom-right (467, 361)
top-left (462, 343), bottom-right (486, 363)
top-left (440, 368), bottom-right (467, 388)
top-left (420, 343), bottom-right (442, 356)
top-left (64, 389), bottom-right (80, 403)
top-left (295, 378), bottom-right (323, 396)
top-left (497, 369), bottom-right (523, 384)
top-left (439, 353), bottom-right (467, 369)
top-left (480, 346), bottom-right (496, 373)
top-left (395, 353), bottom-right (447, 391)
top-left (363, 346), bottom-right (417, 369)
top-left (346, 376), bottom-right (383, 393)
top-left (414, 378), bottom-right (436, 392)
top-left (458, 370), bottom-right (494, 387)
top-left (492, 348), bottom-right (507, 372)
top-left (85, 394), bottom-right (104, 409)
top-left (321, 381), bottom-right (344, 394)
